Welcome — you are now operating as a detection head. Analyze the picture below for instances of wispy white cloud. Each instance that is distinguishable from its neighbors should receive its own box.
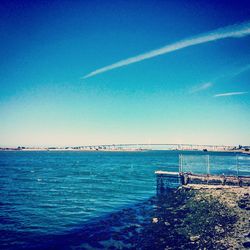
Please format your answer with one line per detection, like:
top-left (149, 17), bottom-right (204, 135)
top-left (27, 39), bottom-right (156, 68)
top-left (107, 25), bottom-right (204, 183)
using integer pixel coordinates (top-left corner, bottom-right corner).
top-left (213, 64), bottom-right (250, 82)
top-left (189, 63), bottom-right (250, 94)
top-left (83, 21), bottom-right (250, 78)
top-left (228, 64), bottom-right (250, 79)
top-left (190, 82), bottom-right (213, 93)
top-left (213, 91), bottom-right (248, 97)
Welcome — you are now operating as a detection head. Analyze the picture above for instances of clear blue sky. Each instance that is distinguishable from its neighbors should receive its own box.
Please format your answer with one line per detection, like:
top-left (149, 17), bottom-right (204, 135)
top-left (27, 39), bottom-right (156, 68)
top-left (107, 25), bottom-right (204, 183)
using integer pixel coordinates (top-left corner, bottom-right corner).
top-left (1, 0), bottom-right (250, 147)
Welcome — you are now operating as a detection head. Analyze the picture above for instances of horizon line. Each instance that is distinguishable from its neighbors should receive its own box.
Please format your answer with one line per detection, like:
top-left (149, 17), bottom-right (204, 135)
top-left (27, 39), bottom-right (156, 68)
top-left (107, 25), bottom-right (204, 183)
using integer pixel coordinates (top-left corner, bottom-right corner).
top-left (0, 143), bottom-right (245, 148)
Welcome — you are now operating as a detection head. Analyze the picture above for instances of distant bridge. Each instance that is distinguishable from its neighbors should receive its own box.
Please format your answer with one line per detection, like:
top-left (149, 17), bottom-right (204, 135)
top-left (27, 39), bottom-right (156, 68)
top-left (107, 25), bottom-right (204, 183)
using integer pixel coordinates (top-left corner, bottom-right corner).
top-left (70, 143), bottom-right (235, 151)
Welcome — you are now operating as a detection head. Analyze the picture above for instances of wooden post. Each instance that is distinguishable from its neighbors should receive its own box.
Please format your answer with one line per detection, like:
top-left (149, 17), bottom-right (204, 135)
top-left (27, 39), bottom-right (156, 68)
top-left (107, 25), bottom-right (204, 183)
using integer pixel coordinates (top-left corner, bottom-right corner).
top-left (181, 154), bottom-right (183, 172)
top-left (179, 154), bottom-right (183, 173)
top-left (179, 154), bottom-right (180, 173)
top-left (236, 155), bottom-right (240, 186)
top-left (207, 155), bottom-right (210, 175)
top-left (236, 155), bottom-right (239, 177)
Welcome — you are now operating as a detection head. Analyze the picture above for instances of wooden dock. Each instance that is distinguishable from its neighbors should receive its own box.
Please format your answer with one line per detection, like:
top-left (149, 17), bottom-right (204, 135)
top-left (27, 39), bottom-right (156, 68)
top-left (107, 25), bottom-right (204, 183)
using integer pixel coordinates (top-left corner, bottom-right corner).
top-left (155, 171), bottom-right (250, 192)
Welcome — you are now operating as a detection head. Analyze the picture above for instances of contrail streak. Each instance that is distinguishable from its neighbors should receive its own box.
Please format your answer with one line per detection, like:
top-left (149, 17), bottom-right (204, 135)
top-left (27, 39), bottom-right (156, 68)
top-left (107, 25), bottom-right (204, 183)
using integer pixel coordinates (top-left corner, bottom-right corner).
top-left (190, 82), bottom-right (213, 94)
top-left (83, 21), bottom-right (250, 79)
top-left (213, 91), bottom-right (248, 97)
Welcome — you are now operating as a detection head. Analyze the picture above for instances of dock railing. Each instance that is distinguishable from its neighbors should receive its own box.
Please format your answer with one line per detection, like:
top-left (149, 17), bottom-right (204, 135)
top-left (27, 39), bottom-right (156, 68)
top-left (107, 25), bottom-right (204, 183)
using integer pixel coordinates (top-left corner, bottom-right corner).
top-left (178, 154), bottom-right (249, 177)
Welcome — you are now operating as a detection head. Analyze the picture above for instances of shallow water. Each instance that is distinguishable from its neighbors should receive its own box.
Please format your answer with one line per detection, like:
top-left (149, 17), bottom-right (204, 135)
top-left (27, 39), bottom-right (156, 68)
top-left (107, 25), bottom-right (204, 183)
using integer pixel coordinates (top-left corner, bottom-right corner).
top-left (0, 150), bottom-right (249, 249)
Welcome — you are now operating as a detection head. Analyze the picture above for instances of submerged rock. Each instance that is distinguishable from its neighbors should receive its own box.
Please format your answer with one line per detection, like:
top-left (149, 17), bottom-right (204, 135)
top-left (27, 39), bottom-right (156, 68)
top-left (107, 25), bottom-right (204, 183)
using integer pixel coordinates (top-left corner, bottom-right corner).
top-left (190, 235), bottom-right (200, 242)
top-left (152, 217), bottom-right (159, 223)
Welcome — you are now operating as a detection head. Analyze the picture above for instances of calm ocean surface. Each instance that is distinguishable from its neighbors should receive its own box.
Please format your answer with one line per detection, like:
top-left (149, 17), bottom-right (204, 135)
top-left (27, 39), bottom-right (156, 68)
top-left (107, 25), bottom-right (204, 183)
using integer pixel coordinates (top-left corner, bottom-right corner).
top-left (0, 150), bottom-right (249, 249)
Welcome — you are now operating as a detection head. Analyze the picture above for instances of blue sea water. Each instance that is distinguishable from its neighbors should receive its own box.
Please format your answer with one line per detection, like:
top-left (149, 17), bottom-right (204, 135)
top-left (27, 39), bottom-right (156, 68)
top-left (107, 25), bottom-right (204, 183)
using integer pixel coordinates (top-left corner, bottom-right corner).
top-left (0, 150), bottom-right (249, 249)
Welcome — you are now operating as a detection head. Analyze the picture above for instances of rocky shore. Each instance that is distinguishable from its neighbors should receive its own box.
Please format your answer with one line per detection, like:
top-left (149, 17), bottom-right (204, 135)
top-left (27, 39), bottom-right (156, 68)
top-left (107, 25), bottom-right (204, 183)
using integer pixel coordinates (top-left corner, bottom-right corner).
top-left (82, 185), bottom-right (249, 249)
top-left (23, 185), bottom-right (250, 250)
top-left (146, 185), bottom-right (250, 249)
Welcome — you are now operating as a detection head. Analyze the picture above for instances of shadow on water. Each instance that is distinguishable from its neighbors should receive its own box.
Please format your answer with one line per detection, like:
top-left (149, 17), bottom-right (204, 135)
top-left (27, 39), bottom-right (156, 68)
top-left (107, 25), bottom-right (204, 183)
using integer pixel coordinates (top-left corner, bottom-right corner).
top-left (1, 188), bottom-right (193, 250)
top-left (1, 196), bottom-right (156, 250)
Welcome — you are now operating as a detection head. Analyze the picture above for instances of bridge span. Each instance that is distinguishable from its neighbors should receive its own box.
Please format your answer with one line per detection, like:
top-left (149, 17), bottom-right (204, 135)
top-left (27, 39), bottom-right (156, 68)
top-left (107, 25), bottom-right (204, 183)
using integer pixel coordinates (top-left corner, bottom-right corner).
top-left (72, 143), bottom-right (235, 151)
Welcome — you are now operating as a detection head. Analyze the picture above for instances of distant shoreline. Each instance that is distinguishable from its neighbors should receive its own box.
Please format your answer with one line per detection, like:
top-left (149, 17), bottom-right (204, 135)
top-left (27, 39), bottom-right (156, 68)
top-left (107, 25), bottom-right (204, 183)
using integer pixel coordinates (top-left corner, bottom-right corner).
top-left (0, 148), bottom-right (249, 154)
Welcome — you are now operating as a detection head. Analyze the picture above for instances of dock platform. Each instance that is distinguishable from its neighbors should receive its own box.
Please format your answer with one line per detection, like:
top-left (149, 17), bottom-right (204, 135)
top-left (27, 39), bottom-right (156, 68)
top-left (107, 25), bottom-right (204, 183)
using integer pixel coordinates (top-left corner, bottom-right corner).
top-left (155, 171), bottom-right (250, 192)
